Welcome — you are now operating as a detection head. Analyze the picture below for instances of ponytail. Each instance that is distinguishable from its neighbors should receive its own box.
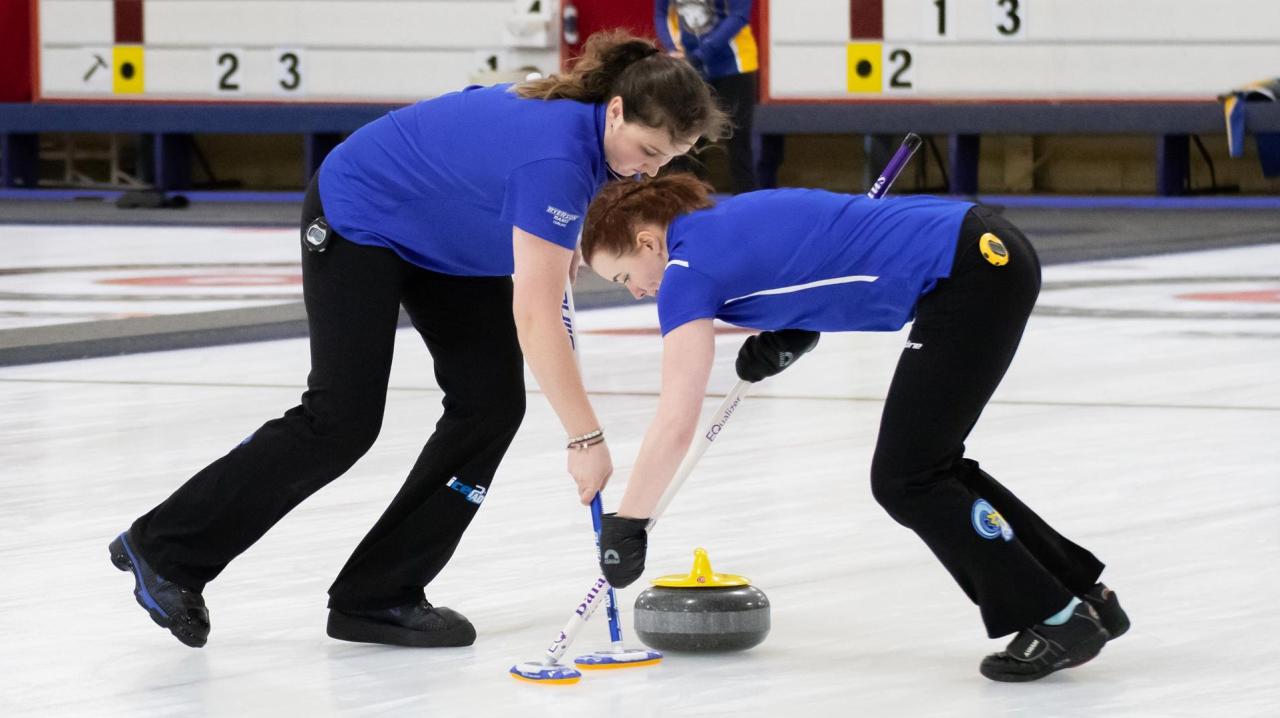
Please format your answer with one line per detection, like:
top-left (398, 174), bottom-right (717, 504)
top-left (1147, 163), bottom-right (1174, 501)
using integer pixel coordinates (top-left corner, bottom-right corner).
top-left (516, 31), bottom-right (660, 103)
top-left (516, 30), bottom-right (731, 143)
top-left (582, 174), bottom-right (715, 262)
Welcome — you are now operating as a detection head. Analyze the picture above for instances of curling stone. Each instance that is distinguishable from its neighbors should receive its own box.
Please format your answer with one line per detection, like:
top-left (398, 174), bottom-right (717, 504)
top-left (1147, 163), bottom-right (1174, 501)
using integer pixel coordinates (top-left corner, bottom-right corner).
top-left (633, 548), bottom-right (770, 652)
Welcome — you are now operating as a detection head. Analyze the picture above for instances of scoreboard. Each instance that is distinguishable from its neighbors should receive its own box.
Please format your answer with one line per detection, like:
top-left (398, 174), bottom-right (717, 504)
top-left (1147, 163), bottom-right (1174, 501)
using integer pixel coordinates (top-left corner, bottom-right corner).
top-left (764, 0), bottom-right (1280, 101)
top-left (32, 1), bottom-right (1280, 103)
top-left (35, 0), bottom-right (560, 102)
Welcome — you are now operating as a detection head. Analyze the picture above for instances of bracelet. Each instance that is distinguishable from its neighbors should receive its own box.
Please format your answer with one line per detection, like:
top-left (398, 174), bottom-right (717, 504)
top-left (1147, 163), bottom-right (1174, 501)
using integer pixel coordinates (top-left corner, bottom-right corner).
top-left (567, 428), bottom-right (603, 450)
top-left (568, 428), bottom-right (602, 444)
top-left (568, 436), bottom-right (605, 451)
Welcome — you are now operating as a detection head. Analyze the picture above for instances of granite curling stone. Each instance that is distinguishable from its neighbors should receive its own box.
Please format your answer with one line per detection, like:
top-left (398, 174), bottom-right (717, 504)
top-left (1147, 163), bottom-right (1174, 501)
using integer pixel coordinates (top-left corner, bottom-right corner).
top-left (633, 548), bottom-right (770, 652)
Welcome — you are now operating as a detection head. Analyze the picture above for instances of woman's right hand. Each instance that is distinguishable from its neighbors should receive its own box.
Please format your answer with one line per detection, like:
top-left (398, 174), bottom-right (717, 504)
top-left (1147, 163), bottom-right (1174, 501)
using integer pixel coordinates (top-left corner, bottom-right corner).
top-left (568, 440), bottom-right (613, 505)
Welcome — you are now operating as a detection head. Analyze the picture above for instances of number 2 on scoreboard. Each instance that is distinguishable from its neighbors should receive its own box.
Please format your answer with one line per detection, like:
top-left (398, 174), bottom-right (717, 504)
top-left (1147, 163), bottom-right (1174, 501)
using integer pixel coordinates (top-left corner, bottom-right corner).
top-left (213, 49), bottom-right (243, 94)
top-left (886, 48), bottom-right (914, 92)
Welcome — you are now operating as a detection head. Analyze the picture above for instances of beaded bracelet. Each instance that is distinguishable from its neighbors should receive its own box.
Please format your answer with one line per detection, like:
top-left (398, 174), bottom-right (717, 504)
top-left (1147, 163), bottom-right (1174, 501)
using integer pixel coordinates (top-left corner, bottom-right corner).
top-left (568, 436), bottom-right (605, 451)
top-left (567, 428), bottom-right (604, 450)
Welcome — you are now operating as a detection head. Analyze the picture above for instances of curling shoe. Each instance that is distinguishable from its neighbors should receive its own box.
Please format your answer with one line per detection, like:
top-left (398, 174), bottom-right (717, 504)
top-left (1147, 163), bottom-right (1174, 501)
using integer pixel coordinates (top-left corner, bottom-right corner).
top-left (327, 599), bottom-right (476, 647)
top-left (1082, 583), bottom-right (1130, 640)
top-left (980, 602), bottom-right (1108, 682)
top-left (109, 531), bottom-right (210, 648)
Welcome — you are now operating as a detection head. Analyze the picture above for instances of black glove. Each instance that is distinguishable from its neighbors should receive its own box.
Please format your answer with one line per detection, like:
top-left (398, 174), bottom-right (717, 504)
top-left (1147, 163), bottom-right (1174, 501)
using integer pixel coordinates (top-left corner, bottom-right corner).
top-left (735, 329), bottom-right (821, 383)
top-left (599, 513), bottom-right (649, 588)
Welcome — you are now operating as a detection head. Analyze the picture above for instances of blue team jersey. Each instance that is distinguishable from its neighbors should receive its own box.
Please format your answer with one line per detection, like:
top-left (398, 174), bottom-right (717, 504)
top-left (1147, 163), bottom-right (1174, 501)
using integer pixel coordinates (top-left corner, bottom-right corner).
top-left (657, 190), bottom-right (974, 335)
top-left (319, 84), bottom-right (610, 277)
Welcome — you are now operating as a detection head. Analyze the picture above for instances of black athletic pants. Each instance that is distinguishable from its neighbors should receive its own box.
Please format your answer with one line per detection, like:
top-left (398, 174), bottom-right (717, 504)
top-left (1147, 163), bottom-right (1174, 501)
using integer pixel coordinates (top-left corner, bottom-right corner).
top-left (130, 178), bottom-right (526, 611)
top-left (712, 71), bottom-right (759, 195)
top-left (668, 71), bottom-right (758, 194)
top-left (870, 207), bottom-right (1105, 638)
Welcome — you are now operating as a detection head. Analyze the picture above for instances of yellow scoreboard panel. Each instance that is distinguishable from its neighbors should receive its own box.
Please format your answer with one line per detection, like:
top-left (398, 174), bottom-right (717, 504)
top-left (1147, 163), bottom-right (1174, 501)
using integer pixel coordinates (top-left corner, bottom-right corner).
top-left (764, 0), bottom-right (1280, 100)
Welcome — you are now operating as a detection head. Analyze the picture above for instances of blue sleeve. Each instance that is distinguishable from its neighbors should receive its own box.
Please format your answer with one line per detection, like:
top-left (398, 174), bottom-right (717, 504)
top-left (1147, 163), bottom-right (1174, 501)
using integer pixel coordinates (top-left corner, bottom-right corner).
top-left (502, 159), bottom-right (595, 250)
top-left (658, 265), bottom-right (721, 335)
top-left (695, 0), bottom-right (751, 55)
top-left (654, 0), bottom-right (676, 50)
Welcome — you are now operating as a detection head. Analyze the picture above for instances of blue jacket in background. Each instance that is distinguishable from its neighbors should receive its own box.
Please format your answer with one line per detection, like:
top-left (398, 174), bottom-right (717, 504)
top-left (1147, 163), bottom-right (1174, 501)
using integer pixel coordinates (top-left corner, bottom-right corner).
top-left (654, 0), bottom-right (758, 81)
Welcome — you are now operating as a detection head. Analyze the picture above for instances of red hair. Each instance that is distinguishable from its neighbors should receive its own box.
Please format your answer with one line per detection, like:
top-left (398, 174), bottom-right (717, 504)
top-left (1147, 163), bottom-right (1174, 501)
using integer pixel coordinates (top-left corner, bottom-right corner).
top-left (582, 174), bottom-right (715, 261)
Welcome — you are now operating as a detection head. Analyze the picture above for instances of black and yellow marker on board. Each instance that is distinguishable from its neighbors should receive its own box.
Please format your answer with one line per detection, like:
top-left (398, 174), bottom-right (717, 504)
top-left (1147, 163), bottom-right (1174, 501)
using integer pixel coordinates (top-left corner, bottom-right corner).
top-left (113, 46), bottom-right (144, 94)
top-left (846, 42), bottom-right (882, 93)
top-left (979, 233), bottom-right (1009, 266)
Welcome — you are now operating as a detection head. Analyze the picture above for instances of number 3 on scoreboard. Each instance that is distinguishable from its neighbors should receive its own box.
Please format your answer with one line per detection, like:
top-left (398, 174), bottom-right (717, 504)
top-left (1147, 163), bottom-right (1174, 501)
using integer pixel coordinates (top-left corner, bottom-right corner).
top-left (275, 49), bottom-right (305, 94)
top-left (992, 0), bottom-right (1025, 39)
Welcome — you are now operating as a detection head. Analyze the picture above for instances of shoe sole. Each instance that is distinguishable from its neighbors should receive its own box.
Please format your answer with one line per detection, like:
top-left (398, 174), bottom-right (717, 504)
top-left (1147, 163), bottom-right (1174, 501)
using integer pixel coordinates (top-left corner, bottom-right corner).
top-left (327, 611), bottom-right (476, 648)
top-left (109, 533), bottom-right (206, 648)
top-left (980, 630), bottom-right (1108, 683)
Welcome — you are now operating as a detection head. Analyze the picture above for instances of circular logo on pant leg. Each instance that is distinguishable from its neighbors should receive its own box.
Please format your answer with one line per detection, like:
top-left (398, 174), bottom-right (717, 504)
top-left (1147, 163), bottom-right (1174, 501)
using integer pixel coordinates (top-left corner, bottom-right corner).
top-left (971, 499), bottom-right (1013, 541)
top-left (979, 233), bottom-right (1009, 266)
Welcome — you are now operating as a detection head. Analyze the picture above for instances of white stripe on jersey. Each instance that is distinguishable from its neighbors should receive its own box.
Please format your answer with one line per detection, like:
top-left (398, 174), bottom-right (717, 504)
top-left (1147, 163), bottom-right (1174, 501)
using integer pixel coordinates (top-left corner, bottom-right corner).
top-left (723, 274), bottom-right (879, 305)
top-left (667, 259), bottom-right (690, 269)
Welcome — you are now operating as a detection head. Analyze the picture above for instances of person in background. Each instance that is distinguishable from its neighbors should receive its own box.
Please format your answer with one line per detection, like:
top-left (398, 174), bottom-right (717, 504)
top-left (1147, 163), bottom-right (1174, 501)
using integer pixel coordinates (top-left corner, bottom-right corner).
top-left (655, 0), bottom-right (760, 194)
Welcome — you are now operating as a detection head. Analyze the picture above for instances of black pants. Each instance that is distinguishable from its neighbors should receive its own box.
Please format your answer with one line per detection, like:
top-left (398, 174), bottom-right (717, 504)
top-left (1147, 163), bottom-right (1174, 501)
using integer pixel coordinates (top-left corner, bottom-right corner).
top-left (870, 207), bottom-right (1105, 638)
top-left (130, 178), bottom-right (526, 611)
top-left (712, 71), bottom-right (759, 195)
top-left (668, 71), bottom-right (758, 194)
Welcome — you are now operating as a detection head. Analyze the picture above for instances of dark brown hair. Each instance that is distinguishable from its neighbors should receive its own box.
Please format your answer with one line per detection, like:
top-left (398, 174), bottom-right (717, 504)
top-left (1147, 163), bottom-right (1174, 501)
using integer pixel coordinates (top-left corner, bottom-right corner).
top-left (582, 174), bottom-right (715, 261)
top-left (516, 30), bottom-right (731, 142)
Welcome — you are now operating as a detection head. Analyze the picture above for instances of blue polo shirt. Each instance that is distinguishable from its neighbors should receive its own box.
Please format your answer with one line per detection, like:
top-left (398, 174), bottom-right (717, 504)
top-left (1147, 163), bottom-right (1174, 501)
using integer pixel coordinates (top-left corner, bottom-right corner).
top-left (657, 190), bottom-right (974, 335)
top-left (319, 84), bottom-right (611, 276)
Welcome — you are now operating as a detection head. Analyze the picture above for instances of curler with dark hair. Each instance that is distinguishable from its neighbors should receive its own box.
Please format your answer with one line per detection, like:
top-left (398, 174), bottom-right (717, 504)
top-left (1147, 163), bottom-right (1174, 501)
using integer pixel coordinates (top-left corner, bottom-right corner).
top-left (517, 31), bottom-right (731, 143)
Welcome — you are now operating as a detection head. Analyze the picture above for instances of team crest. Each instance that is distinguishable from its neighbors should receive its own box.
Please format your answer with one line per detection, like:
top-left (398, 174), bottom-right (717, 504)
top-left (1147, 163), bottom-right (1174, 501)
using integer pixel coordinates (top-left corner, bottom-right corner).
top-left (971, 499), bottom-right (1013, 541)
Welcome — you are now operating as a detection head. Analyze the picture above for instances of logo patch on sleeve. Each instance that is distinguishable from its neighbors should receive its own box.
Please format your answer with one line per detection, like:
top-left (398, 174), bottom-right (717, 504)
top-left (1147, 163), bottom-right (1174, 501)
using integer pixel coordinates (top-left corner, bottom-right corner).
top-left (546, 206), bottom-right (581, 228)
top-left (971, 498), bottom-right (1013, 541)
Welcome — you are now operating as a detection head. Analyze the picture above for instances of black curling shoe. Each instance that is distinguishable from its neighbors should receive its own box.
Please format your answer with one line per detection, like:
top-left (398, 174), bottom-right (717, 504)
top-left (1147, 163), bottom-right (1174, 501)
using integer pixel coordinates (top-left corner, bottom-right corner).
top-left (1082, 583), bottom-right (1130, 640)
top-left (980, 602), bottom-right (1108, 682)
top-left (109, 531), bottom-right (210, 647)
top-left (327, 599), bottom-right (476, 648)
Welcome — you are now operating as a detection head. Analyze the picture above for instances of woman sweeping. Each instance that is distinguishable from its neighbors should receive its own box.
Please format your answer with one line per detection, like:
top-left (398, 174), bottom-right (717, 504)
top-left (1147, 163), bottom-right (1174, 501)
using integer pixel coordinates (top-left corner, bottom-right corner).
top-left (109, 33), bottom-right (729, 650)
top-left (584, 175), bottom-right (1129, 682)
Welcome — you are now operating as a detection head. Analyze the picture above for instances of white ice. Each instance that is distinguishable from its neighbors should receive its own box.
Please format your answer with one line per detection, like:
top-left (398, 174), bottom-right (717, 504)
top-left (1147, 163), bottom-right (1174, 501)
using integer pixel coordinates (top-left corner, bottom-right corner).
top-left (1, 234), bottom-right (1278, 717)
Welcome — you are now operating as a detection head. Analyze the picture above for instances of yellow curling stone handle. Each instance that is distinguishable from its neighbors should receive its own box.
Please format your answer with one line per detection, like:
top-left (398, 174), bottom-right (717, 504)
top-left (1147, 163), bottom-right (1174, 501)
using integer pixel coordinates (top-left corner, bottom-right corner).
top-left (652, 547), bottom-right (751, 588)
